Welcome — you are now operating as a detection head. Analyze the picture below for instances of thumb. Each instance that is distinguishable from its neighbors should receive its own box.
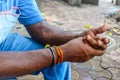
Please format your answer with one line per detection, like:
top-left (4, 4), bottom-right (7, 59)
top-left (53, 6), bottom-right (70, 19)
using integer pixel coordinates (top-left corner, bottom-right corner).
top-left (93, 49), bottom-right (105, 56)
top-left (93, 23), bottom-right (108, 35)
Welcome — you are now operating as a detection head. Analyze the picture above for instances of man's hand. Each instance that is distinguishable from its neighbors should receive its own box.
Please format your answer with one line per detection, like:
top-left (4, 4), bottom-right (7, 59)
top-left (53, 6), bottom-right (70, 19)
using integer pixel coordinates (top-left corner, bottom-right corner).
top-left (60, 24), bottom-right (110, 62)
top-left (81, 24), bottom-right (110, 50)
top-left (61, 37), bottom-right (107, 62)
top-left (83, 35), bottom-right (110, 50)
top-left (81, 24), bottom-right (108, 38)
top-left (26, 21), bottom-right (109, 46)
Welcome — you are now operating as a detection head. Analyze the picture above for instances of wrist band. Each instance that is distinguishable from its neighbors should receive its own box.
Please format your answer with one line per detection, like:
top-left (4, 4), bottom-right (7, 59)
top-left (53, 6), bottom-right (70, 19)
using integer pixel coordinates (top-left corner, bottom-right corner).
top-left (58, 47), bottom-right (63, 63)
top-left (45, 44), bottom-right (63, 65)
top-left (48, 47), bottom-right (55, 67)
top-left (54, 46), bottom-right (63, 64)
top-left (54, 46), bottom-right (60, 64)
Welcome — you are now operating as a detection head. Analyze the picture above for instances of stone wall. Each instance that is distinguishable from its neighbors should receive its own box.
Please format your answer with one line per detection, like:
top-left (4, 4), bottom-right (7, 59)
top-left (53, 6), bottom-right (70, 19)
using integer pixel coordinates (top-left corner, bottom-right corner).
top-left (35, 0), bottom-right (99, 7)
top-left (65, 0), bottom-right (99, 6)
top-left (65, 0), bottom-right (82, 6)
top-left (112, 0), bottom-right (120, 5)
top-left (35, 0), bottom-right (120, 6)
top-left (82, 0), bottom-right (99, 5)
top-left (116, 0), bottom-right (120, 5)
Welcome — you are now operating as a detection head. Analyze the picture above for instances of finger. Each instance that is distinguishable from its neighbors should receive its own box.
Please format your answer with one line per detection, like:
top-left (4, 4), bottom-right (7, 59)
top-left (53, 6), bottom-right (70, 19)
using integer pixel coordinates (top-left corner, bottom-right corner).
top-left (97, 40), bottom-right (107, 50)
top-left (93, 49), bottom-right (105, 56)
top-left (101, 38), bottom-right (110, 44)
top-left (94, 36), bottom-right (101, 41)
top-left (82, 37), bottom-right (87, 43)
top-left (93, 23), bottom-right (108, 35)
top-left (86, 35), bottom-right (98, 48)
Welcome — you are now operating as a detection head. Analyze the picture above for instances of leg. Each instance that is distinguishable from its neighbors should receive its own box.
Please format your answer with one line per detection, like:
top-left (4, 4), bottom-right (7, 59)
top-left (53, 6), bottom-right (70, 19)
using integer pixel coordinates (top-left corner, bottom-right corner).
top-left (0, 33), bottom-right (71, 80)
top-left (68, 0), bottom-right (77, 6)
top-left (112, 0), bottom-right (114, 3)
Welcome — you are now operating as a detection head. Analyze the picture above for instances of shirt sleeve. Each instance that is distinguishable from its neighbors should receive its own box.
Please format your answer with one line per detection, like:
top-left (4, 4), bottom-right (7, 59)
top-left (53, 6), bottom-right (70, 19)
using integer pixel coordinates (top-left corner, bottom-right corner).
top-left (18, 0), bottom-right (43, 25)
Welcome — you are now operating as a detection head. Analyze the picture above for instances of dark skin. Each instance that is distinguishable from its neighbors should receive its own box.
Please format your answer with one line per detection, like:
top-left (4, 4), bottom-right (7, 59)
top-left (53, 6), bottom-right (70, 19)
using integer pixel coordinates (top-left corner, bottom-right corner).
top-left (26, 20), bottom-right (109, 63)
top-left (26, 20), bottom-right (109, 50)
top-left (25, 20), bottom-right (79, 45)
top-left (26, 20), bottom-right (109, 46)
top-left (0, 20), bottom-right (109, 79)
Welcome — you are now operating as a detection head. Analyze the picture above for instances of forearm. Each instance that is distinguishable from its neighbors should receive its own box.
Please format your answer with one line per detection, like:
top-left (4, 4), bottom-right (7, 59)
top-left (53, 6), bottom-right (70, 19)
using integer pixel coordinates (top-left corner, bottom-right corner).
top-left (0, 49), bottom-right (52, 78)
top-left (26, 20), bottom-right (82, 45)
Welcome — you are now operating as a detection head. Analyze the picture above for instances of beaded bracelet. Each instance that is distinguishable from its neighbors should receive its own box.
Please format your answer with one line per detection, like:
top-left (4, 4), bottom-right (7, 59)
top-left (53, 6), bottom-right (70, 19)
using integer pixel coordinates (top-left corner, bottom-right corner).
top-left (54, 46), bottom-right (63, 64)
top-left (58, 47), bottom-right (63, 63)
top-left (45, 44), bottom-right (63, 65)
top-left (54, 46), bottom-right (60, 64)
top-left (48, 47), bottom-right (56, 67)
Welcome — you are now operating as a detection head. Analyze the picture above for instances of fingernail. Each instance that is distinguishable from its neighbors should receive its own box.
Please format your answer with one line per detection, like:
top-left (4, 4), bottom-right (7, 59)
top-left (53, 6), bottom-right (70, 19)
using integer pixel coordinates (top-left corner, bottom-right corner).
top-left (87, 35), bottom-right (91, 40)
top-left (105, 38), bottom-right (109, 44)
top-left (98, 40), bottom-right (102, 45)
top-left (105, 39), bottom-right (108, 43)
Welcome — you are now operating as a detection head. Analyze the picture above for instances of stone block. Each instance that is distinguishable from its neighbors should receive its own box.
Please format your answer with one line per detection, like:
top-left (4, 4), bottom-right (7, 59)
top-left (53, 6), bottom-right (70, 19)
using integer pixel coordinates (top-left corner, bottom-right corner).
top-left (82, 0), bottom-right (99, 5)
top-left (116, 0), bottom-right (120, 5)
top-left (65, 0), bottom-right (82, 6)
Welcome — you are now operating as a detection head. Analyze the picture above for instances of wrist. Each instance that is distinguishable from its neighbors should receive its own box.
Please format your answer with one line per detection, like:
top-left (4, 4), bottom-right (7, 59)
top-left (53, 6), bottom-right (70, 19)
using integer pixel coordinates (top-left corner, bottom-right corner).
top-left (59, 45), bottom-right (71, 62)
top-left (71, 31), bottom-right (84, 38)
top-left (47, 46), bottom-right (65, 65)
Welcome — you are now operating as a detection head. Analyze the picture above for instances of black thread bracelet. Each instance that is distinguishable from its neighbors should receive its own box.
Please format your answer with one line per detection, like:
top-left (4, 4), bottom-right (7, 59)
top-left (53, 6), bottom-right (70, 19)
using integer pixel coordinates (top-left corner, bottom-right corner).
top-left (48, 47), bottom-right (55, 67)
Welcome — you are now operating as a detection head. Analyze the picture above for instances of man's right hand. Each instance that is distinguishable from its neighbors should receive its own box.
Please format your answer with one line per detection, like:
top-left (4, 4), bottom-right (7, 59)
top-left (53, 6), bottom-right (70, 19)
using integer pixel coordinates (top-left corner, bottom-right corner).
top-left (60, 37), bottom-right (107, 62)
top-left (83, 35), bottom-right (110, 50)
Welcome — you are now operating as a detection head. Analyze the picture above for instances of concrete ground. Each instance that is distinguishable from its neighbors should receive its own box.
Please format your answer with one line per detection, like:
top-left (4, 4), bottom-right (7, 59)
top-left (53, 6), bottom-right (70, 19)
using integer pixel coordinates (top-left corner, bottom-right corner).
top-left (12, 0), bottom-right (120, 80)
